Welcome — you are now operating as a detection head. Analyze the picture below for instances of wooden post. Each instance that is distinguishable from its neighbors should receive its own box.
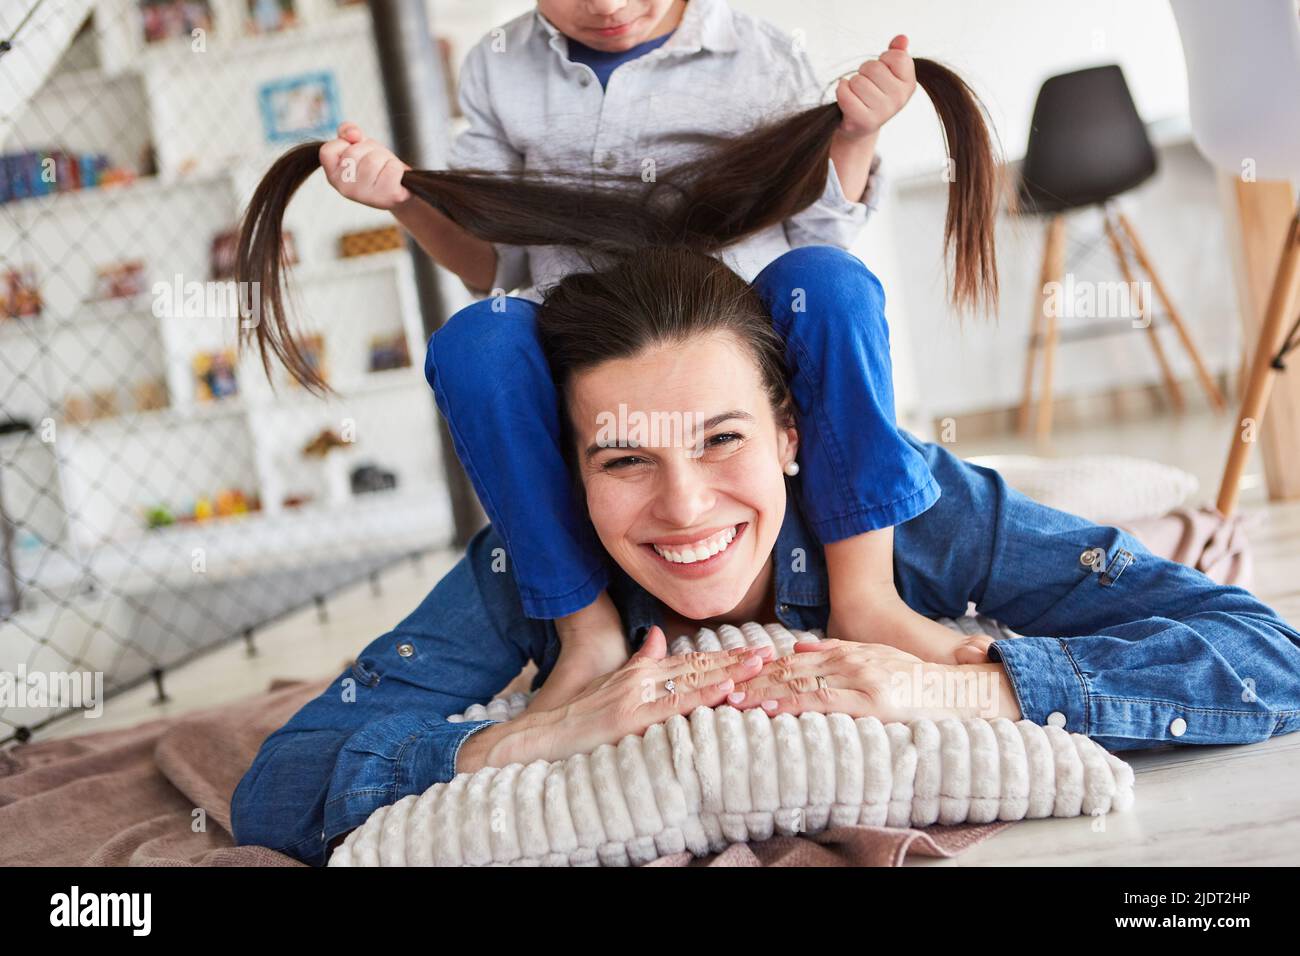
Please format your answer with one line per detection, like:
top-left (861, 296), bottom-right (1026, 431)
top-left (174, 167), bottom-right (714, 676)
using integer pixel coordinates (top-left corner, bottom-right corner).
top-left (1019, 215), bottom-right (1063, 434)
top-left (1218, 175), bottom-right (1300, 511)
top-left (1116, 212), bottom-right (1226, 411)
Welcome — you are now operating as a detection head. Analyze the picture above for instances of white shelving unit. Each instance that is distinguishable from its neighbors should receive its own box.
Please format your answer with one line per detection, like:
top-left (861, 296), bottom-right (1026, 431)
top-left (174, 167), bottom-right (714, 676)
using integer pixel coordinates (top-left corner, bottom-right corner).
top-left (1, 2), bottom-right (459, 609)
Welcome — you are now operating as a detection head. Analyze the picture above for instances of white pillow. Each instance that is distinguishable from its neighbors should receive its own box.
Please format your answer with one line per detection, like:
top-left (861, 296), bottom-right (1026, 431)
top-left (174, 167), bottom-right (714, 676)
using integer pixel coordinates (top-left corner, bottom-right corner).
top-left (964, 454), bottom-right (1198, 524)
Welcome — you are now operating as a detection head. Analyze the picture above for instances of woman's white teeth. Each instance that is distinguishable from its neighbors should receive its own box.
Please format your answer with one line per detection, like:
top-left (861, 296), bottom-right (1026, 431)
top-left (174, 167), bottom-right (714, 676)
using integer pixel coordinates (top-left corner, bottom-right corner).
top-left (653, 525), bottom-right (737, 564)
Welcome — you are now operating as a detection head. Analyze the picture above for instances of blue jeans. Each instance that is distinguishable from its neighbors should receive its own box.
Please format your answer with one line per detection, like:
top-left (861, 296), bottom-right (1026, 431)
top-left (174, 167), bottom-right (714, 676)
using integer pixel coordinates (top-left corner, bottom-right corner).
top-left (425, 246), bottom-right (940, 619)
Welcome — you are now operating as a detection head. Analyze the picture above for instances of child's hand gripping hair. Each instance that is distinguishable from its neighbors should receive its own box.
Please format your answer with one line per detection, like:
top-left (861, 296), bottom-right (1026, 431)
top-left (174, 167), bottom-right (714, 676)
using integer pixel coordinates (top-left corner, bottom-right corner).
top-left (318, 122), bottom-right (411, 211)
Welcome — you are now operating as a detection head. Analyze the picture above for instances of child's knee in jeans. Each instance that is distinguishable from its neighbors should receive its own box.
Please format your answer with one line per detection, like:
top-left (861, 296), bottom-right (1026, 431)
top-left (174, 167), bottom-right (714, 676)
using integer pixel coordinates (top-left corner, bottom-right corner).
top-left (425, 295), bottom-right (543, 393)
top-left (755, 246), bottom-right (886, 328)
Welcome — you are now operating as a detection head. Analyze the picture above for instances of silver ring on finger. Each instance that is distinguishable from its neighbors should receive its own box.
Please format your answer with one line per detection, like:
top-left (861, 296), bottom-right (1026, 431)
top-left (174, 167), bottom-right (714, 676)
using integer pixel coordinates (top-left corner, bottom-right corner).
top-left (815, 675), bottom-right (828, 691)
top-left (664, 678), bottom-right (677, 696)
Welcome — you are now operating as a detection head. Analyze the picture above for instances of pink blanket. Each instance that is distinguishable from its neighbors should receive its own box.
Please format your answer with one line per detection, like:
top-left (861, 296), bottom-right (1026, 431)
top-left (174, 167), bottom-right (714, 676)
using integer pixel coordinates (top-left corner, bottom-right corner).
top-left (0, 676), bottom-right (1007, 866)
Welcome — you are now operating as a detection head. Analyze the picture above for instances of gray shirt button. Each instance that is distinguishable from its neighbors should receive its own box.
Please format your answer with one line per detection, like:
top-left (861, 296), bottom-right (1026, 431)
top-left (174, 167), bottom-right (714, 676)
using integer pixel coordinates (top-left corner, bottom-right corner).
top-left (396, 642), bottom-right (414, 658)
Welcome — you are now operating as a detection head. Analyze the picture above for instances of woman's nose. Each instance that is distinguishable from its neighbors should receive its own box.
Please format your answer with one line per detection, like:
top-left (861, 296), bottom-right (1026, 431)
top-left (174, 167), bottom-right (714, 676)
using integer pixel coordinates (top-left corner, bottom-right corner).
top-left (652, 462), bottom-right (717, 528)
top-left (587, 0), bottom-right (630, 16)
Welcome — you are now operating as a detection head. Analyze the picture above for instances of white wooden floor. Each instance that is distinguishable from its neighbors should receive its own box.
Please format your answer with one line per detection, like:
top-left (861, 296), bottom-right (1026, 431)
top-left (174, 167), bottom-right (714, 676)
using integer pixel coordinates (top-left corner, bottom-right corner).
top-left (35, 407), bottom-right (1300, 865)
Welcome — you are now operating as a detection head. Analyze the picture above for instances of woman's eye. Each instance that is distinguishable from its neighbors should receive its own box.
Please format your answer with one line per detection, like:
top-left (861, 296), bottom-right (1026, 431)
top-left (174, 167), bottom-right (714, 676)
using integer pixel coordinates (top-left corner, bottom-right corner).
top-left (706, 432), bottom-right (744, 448)
top-left (602, 455), bottom-right (647, 471)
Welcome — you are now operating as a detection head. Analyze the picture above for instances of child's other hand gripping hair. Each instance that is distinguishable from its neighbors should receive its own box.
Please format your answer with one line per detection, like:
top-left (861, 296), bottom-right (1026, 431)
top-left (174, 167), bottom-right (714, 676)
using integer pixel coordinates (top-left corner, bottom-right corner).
top-left (830, 34), bottom-right (917, 203)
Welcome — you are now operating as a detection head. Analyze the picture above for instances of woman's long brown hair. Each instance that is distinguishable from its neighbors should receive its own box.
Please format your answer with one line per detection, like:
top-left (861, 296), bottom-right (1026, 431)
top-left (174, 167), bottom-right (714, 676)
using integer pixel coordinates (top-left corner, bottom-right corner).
top-left (236, 58), bottom-right (999, 393)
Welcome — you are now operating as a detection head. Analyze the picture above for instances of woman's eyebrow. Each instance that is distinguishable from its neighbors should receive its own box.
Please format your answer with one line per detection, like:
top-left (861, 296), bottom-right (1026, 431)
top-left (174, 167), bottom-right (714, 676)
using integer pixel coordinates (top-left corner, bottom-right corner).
top-left (700, 410), bottom-right (755, 430)
top-left (582, 409), bottom-right (755, 461)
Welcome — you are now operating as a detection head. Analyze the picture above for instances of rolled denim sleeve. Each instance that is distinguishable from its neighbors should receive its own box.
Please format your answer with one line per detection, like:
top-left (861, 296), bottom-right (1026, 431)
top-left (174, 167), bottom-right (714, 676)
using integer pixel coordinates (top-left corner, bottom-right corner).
top-left (893, 434), bottom-right (1300, 755)
top-left (990, 606), bottom-right (1300, 752)
top-left (230, 524), bottom-right (549, 866)
top-left (447, 40), bottom-right (532, 295)
top-left (322, 713), bottom-right (500, 846)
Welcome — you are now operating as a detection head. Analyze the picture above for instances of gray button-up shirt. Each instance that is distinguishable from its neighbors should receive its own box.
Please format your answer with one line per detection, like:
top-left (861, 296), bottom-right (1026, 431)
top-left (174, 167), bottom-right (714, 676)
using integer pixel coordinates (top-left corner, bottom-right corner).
top-left (447, 0), bottom-right (882, 301)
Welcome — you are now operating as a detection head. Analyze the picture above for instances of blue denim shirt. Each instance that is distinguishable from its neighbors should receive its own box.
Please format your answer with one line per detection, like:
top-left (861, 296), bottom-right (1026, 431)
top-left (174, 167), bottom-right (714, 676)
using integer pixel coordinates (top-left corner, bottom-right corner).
top-left (231, 435), bottom-right (1300, 865)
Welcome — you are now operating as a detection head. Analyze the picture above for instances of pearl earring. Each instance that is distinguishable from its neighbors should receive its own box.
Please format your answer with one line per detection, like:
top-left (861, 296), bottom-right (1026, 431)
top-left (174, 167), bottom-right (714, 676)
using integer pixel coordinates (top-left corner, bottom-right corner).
top-left (784, 461), bottom-right (800, 476)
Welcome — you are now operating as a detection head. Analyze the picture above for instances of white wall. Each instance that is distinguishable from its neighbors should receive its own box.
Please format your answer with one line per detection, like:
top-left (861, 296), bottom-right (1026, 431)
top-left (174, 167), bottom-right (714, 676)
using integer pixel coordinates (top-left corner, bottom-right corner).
top-left (731, 0), bottom-right (1227, 421)
top-left (734, 0), bottom-right (1190, 175)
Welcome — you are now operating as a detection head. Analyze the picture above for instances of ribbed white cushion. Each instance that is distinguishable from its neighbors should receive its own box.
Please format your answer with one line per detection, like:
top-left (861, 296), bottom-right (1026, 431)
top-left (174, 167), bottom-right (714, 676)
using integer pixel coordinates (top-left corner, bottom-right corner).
top-left (328, 621), bottom-right (1134, 867)
top-left (965, 454), bottom-right (1198, 523)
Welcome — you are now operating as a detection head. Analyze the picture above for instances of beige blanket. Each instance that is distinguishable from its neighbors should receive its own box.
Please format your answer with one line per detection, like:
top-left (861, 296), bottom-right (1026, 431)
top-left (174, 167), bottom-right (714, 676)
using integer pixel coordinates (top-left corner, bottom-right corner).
top-left (0, 676), bottom-right (1008, 866)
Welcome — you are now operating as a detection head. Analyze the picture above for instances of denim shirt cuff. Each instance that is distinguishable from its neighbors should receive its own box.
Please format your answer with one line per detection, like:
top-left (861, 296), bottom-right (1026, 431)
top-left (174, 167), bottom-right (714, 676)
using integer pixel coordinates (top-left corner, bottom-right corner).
top-left (989, 636), bottom-right (1089, 734)
top-left (321, 716), bottom-right (499, 861)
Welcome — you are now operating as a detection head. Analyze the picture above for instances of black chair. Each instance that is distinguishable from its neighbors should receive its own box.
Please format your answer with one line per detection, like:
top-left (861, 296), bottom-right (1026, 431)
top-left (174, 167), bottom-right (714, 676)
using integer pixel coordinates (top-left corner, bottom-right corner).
top-left (1016, 64), bottom-right (1225, 440)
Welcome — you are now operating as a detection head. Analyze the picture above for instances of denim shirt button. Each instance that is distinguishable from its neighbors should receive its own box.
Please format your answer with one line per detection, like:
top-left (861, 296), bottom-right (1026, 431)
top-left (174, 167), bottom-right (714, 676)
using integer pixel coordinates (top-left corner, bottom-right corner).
top-left (1169, 717), bottom-right (1188, 737)
top-left (396, 642), bottom-right (414, 658)
top-left (1079, 548), bottom-right (1105, 570)
top-left (1046, 711), bottom-right (1067, 728)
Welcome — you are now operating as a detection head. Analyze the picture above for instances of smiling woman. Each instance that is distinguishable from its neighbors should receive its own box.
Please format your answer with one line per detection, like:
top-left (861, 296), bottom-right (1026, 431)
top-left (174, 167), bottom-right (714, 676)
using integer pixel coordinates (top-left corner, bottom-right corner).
top-left (228, 237), bottom-right (1300, 867)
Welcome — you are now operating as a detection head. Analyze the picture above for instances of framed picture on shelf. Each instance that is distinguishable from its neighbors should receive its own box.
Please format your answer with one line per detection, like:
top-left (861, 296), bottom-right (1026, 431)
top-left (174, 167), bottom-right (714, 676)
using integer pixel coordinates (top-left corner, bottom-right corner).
top-left (192, 349), bottom-right (239, 402)
top-left (210, 228), bottom-right (296, 279)
top-left (138, 0), bottom-right (214, 45)
top-left (258, 72), bottom-right (341, 144)
top-left (246, 0), bottom-right (297, 34)
top-left (367, 332), bottom-right (410, 372)
top-left (91, 260), bottom-right (148, 301)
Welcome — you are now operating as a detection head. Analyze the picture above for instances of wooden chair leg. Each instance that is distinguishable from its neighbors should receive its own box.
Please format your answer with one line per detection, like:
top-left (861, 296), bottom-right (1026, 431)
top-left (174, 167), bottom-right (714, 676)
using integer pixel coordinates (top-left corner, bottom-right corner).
top-left (1103, 207), bottom-right (1186, 412)
top-left (1117, 211), bottom-right (1227, 411)
top-left (1019, 215), bottom-right (1064, 434)
top-left (1034, 215), bottom-right (1067, 444)
top-left (1217, 209), bottom-right (1300, 516)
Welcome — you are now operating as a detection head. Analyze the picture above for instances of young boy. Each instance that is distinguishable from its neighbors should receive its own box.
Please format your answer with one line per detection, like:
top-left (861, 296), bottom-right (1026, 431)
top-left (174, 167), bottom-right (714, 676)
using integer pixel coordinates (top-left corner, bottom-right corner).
top-left (319, 0), bottom-right (979, 711)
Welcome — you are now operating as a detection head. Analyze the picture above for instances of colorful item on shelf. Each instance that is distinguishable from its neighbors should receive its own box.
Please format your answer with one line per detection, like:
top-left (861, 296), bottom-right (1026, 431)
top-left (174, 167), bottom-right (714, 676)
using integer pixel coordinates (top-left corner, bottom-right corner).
top-left (63, 389), bottom-right (122, 424)
top-left (145, 488), bottom-right (260, 529)
top-left (62, 395), bottom-right (92, 425)
top-left (286, 334), bottom-right (327, 388)
top-left (89, 390), bottom-right (119, 420)
top-left (350, 463), bottom-right (397, 495)
top-left (367, 331), bottom-right (410, 372)
top-left (258, 71), bottom-right (341, 144)
top-left (145, 505), bottom-right (175, 529)
top-left (301, 428), bottom-right (347, 458)
top-left (192, 349), bottom-right (239, 401)
top-left (215, 488), bottom-right (252, 516)
top-left (139, 0), bottom-right (214, 44)
top-left (132, 379), bottom-right (169, 412)
top-left (247, 0), bottom-right (297, 34)
top-left (1, 267), bottom-right (42, 319)
top-left (0, 150), bottom-right (113, 204)
top-left (339, 225), bottom-right (403, 258)
top-left (91, 260), bottom-right (148, 301)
